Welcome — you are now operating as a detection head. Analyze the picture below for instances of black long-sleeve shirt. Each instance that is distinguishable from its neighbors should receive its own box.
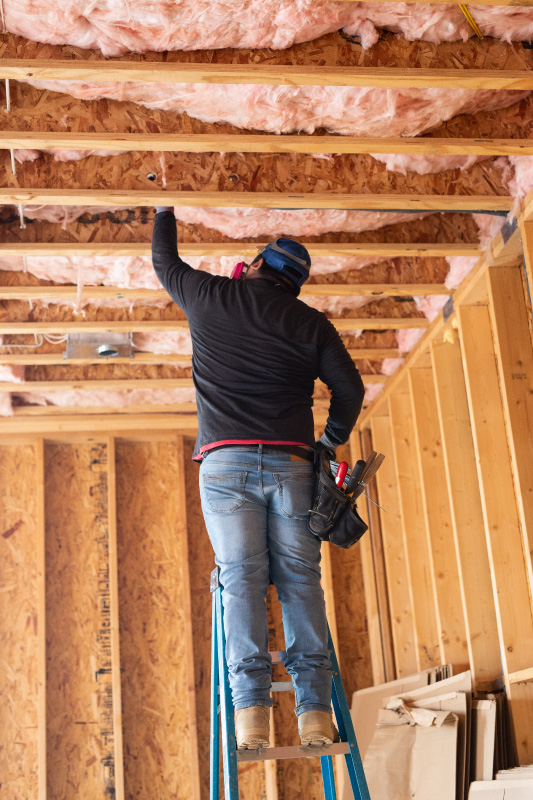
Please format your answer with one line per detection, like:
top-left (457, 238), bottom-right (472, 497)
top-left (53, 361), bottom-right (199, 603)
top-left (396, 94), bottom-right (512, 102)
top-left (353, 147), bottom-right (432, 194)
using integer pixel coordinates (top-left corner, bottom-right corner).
top-left (152, 211), bottom-right (365, 459)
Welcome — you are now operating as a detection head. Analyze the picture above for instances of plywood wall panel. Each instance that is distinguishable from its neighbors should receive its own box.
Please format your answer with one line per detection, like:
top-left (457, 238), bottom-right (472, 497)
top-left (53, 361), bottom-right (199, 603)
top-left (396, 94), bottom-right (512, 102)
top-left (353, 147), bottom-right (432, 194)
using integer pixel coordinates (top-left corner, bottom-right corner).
top-left (115, 440), bottom-right (192, 800)
top-left (44, 441), bottom-right (110, 800)
top-left (0, 443), bottom-right (40, 800)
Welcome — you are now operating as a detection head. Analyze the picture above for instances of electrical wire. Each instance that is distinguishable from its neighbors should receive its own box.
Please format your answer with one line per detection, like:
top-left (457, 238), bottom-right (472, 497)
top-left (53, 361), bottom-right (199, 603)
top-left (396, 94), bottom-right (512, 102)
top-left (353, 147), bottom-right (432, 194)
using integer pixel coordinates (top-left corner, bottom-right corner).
top-left (459, 5), bottom-right (483, 39)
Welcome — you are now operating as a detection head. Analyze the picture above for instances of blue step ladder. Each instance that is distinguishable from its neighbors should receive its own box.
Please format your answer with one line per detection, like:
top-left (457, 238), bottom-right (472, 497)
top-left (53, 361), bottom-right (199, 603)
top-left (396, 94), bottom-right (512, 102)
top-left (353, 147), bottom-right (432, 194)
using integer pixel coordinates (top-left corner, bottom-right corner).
top-left (210, 567), bottom-right (371, 800)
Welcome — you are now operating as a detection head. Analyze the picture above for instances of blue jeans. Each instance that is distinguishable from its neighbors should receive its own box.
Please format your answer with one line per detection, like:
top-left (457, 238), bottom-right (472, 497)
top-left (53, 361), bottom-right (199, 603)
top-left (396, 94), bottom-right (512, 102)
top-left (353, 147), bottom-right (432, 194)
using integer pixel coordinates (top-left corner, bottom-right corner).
top-left (199, 446), bottom-right (332, 715)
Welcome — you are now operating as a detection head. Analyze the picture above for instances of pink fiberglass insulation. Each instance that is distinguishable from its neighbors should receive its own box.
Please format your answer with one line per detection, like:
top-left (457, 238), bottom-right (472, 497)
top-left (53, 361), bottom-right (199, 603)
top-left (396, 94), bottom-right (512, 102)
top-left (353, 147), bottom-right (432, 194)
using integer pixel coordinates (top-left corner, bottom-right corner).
top-left (5, 2), bottom-right (533, 55)
top-left (363, 384), bottom-right (384, 404)
top-left (444, 256), bottom-right (479, 290)
top-left (23, 79), bottom-right (529, 138)
top-left (502, 156), bottom-right (533, 201)
top-left (0, 252), bottom-right (388, 287)
top-left (473, 213), bottom-right (506, 248)
top-left (172, 208), bottom-right (433, 238)
top-left (395, 327), bottom-right (425, 354)
top-left (413, 293), bottom-right (449, 323)
top-left (14, 149), bottom-right (122, 163)
top-left (0, 364), bottom-right (25, 382)
top-left (369, 154), bottom-right (493, 176)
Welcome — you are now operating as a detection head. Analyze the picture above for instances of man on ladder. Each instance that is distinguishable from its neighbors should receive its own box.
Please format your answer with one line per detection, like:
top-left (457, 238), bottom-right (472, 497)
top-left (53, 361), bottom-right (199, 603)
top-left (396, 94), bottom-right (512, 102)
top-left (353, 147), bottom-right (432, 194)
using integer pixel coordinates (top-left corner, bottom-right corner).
top-left (152, 207), bottom-right (365, 750)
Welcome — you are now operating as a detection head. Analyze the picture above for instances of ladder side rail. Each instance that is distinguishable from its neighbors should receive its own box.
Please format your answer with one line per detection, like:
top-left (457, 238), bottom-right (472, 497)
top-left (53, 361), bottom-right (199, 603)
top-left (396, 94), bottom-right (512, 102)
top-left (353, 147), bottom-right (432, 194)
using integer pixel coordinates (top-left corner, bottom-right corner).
top-left (328, 626), bottom-right (371, 800)
top-left (211, 591), bottom-right (221, 800)
top-left (321, 755), bottom-right (338, 800)
top-left (216, 589), bottom-right (240, 800)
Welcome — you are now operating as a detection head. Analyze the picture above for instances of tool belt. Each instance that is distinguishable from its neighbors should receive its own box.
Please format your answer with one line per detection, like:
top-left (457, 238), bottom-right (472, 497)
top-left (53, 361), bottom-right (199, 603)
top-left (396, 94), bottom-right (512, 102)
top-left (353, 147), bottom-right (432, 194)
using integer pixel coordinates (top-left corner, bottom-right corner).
top-left (308, 449), bottom-right (368, 549)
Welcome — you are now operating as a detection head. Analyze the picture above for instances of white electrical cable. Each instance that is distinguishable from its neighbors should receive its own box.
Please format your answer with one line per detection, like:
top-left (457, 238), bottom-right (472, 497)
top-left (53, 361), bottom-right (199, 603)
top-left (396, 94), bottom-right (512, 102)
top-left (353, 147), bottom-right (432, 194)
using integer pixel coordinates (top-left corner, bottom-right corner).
top-left (4, 78), bottom-right (10, 112)
top-left (22, 255), bottom-right (28, 273)
top-left (0, 0), bottom-right (6, 34)
top-left (18, 204), bottom-right (26, 230)
top-left (10, 148), bottom-right (16, 175)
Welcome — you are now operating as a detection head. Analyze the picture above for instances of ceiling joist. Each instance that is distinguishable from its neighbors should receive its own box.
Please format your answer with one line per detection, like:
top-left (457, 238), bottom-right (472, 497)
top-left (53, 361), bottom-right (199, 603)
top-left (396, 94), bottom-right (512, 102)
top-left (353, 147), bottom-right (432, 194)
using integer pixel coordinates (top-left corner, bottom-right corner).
top-left (0, 318), bottom-right (429, 335)
top-left (2, 189), bottom-right (513, 211)
top-left (0, 349), bottom-right (402, 367)
top-left (0, 243), bottom-right (482, 257)
top-left (0, 284), bottom-right (452, 301)
top-left (2, 132), bottom-right (532, 157)
top-left (2, 61), bottom-right (532, 90)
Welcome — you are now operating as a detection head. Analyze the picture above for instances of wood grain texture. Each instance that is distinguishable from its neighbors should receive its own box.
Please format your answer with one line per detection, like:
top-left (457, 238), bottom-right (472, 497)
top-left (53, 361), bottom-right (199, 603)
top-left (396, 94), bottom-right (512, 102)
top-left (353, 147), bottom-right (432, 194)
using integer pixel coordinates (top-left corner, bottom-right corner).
top-left (409, 367), bottom-right (469, 672)
top-left (2, 60), bottom-right (532, 89)
top-left (115, 440), bottom-right (194, 799)
top-left (369, 415), bottom-right (418, 678)
top-left (431, 338), bottom-right (502, 688)
top-left (388, 390), bottom-right (441, 670)
top-left (487, 266), bottom-right (533, 598)
top-left (0, 443), bottom-right (40, 800)
top-left (0, 188), bottom-right (513, 211)
top-left (458, 304), bottom-right (533, 763)
top-left (44, 442), bottom-right (111, 800)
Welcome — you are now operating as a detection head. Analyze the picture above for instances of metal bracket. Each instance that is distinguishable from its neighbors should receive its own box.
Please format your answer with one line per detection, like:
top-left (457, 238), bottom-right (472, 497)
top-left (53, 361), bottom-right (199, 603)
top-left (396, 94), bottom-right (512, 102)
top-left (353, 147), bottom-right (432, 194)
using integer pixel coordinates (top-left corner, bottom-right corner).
top-left (501, 217), bottom-right (518, 245)
top-left (442, 296), bottom-right (454, 322)
top-left (210, 566), bottom-right (221, 593)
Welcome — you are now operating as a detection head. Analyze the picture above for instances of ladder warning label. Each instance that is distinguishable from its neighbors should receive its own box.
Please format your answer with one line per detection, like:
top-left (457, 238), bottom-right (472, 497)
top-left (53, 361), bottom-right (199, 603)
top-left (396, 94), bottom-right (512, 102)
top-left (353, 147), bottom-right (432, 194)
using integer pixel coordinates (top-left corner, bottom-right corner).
top-left (90, 444), bottom-right (116, 798)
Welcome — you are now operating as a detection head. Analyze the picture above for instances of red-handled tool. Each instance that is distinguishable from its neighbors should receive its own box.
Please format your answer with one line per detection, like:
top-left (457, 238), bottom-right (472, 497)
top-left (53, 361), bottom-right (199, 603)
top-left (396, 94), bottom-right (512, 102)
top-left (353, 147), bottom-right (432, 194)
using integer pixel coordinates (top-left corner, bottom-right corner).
top-left (335, 461), bottom-right (349, 488)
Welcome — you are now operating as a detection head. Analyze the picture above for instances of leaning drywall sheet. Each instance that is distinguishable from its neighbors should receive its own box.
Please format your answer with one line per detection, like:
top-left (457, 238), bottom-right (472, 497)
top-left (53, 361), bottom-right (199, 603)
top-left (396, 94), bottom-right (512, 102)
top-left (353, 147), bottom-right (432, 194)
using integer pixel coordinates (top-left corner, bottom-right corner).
top-left (364, 702), bottom-right (459, 800)
top-left (471, 699), bottom-right (497, 781)
top-left (392, 671), bottom-right (473, 800)
top-left (469, 779), bottom-right (533, 800)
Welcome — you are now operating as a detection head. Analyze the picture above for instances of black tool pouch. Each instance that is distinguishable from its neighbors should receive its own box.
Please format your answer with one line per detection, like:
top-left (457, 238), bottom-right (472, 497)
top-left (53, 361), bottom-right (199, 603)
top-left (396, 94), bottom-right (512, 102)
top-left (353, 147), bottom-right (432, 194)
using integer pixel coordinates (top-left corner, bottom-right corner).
top-left (308, 452), bottom-right (368, 549)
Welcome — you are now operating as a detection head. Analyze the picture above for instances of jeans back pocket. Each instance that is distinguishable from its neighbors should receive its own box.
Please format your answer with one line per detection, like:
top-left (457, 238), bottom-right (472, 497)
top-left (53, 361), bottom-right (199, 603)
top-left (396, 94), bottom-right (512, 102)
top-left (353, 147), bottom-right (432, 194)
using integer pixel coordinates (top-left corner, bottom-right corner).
top-left (274, 472), bottom-right (315, 518)
top-left (201, 472), bottom-right (248, 514)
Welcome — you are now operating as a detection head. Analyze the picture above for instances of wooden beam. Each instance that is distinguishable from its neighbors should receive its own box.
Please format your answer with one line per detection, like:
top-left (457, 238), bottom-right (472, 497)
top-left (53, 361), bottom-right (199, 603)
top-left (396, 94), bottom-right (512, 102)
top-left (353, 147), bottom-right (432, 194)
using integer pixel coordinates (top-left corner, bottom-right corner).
top-left (369, 416), bottom-right (417, 678)
top-left (409, 367), bottom-right (469, 671)
top-left (0, 413), bottom-right (200, 434)
top-left (457, 303), bottom-right (533, 763)
top-left (36, 437), bottom-right (46, 800)
top-left (3, 130), bottom-right (533, 157)
top-left (13, 403), bottom-right (198, 416)
top-left (360, 427), bottom-right (396, 682)
top-left (0, 375), bottom-right (383, 393)
top-left (487, 265), bottom-right (533, 594)
top-left (106, 438), bottom-right (125, 800)
top-left (0, 243), bottom-right (482, 258)
top-left (1, 189), bottom-right (513, 212)
top-left (0, 318), bottom-right (428, 335)
top-left (2, 60), bottom-right (532, 90)
top-left (430, 338), bottom-right (502, 689)
top-left (519, 220), bottom-right (533, 316)
top-left (0, 349), bottom-right (401, 366)
top-left (388, 389), bottom-right (441, 671)
top-left (175, 436), bottom-right (202, 800)
top-left (0, 378), bottom-right (196, 392)
top-left (0, 284), bottom-right (452, 301)
top-left (349, 431), bottom-right (385, 685)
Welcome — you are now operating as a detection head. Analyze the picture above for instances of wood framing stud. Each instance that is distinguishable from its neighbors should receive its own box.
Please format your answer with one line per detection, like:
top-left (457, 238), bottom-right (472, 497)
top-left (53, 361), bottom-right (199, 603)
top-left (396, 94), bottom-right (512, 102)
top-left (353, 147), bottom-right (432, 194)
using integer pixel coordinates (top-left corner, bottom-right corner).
top-left (2, 131), bottom-right (533, 156)
top-left (0, 243), bottom-right (482, 258)
top-left (2, 61), bottom-right (533, 90)
top-left (0, 189), bottom-right (513, 212)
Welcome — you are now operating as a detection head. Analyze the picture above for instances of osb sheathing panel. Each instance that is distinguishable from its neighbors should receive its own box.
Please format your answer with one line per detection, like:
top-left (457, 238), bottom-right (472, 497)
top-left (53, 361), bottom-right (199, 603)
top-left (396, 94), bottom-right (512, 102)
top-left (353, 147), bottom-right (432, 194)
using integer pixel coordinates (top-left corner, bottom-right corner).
top-left (0, 444), bottom-right (40, 800)
top-left (44, 441), bottom-right (110, 800)
top-left (0, 145), bottom-right (512, 198)
top-left (115, 440), bottom-right (193, 800)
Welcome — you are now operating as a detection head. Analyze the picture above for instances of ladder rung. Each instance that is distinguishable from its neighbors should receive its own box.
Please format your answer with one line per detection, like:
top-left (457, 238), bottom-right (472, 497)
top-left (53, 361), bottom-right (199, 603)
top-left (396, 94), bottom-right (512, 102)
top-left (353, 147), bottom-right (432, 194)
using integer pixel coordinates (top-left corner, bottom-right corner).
top-left (271, 681), bottom-right (293, 692)
top-left (269, 650), bottom-right (287, 664)
top-left (236, 742), bottom-right (350, 762)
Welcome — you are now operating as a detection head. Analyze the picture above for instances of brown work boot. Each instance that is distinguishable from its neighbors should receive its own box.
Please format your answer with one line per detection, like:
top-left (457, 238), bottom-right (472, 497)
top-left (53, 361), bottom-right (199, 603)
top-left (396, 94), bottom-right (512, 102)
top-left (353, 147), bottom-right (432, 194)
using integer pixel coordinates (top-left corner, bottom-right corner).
top-left (298, 710), bottom-right (339, 747)
top-left (235, 705), bottom-right (270, 749)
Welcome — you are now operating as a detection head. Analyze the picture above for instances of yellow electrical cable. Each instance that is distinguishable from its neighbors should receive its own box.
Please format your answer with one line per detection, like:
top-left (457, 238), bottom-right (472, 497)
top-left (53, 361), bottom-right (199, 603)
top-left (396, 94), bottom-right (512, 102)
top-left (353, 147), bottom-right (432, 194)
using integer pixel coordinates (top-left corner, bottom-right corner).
top-left (459, 4), bottom-right (484, 39)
